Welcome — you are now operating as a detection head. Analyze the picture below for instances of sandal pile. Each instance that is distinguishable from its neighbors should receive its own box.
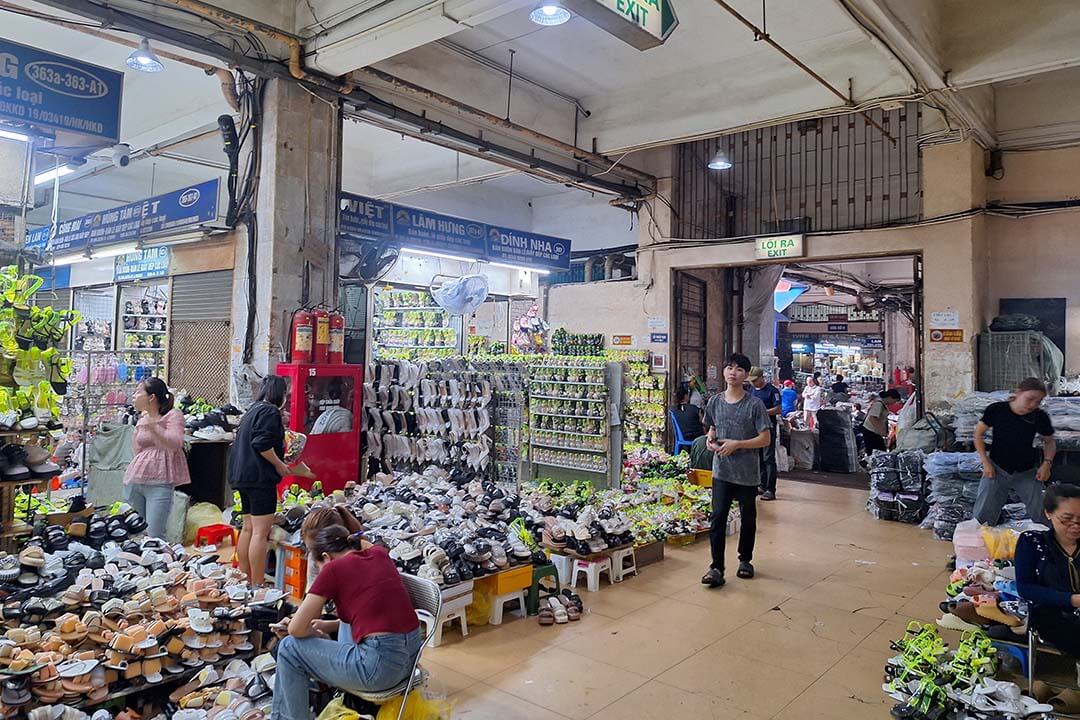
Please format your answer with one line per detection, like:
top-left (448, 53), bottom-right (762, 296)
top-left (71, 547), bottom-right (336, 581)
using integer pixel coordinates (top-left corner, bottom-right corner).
top-left (538, 591), bottom-right (583, 626)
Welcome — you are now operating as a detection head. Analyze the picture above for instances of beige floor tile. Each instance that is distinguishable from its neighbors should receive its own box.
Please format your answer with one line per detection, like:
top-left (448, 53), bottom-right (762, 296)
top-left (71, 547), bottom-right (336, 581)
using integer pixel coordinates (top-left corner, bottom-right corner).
top-left (793, 578), bottom-right (910, 620)
top-left (827, 557), bottom-right (944, 596)
top-left (450, 683), bottom-right (573, 720)
top-left (773, 648), bottom-right (895, 720)
top-left (587, 680), bottom-right (768, 720)
top-left (656, 642), bottom-right (820, 717)
top-left (556, 617), bottom-right (718, 677)
top-left (498, 610), bottom-right (617, 646)
top-left (422, 660), bottom-right (479, 696)
top-left (425, 629), bottom-right (552, 680)
top-left (758, 598), bottom-right (885, 646)
top-left (486, 647), bottom-right (648, 720)
top-left (854, 615), bottom-right (926, 658)
top-left (619, 596), bottom-right (748, 640)
top-left (570, 584), bottom-right (664, 620)
top-left (711, 620), bottom-right (848, 677)
top-left (897, 583), bottom-right (951, 619)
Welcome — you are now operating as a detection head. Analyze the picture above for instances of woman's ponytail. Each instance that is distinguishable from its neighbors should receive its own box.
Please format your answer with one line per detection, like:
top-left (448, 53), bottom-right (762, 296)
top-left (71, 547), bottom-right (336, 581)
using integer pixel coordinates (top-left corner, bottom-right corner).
top-left (312, 524), bottom-right (362, 557)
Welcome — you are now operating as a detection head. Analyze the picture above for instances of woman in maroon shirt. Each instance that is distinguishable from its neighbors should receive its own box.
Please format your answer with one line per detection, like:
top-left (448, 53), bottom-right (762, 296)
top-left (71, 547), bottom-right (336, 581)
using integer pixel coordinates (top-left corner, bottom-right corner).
top-left (273, 525), bottom-right (422, 720)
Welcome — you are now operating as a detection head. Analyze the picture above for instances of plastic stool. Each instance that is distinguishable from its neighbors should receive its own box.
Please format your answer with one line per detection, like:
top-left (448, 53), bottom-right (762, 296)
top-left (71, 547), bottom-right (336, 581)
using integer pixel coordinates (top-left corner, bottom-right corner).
top-left (549, 553), bottom-right (574, 585)
top-left (424, 592), bottom-right (472, 647)
top-left (572, 556), bottom-right (613, 592)
top-left (526, 564), bottom-right (561, 616)
top-left (609, 547), bottom-right (637, 583)
top-left (992, 642), bottom-right (1028, 678)
top-left (195, 523), bottom-right (237, 547)
top-left (489, 589), bottom-right (526, 625)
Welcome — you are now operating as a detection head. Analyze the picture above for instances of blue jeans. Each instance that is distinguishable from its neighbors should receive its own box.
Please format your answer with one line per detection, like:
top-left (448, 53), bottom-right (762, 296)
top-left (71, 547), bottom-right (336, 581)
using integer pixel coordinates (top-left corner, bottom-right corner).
top-left (123, 483), bottom-right (173, 539)
top-left (273, 627), bottom-right (422, 720)
top-left (973, 462), bottom-right (1045, 525)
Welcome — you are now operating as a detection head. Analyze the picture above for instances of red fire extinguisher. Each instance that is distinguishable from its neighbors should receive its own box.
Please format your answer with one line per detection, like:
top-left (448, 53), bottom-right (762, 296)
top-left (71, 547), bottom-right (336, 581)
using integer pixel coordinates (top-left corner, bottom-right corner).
top-left (312, 307), bottom-right (330, 364)
top-left (291, 308), bottom-right (314, 364)
top-left (328, 308), bottom-right (345, 364)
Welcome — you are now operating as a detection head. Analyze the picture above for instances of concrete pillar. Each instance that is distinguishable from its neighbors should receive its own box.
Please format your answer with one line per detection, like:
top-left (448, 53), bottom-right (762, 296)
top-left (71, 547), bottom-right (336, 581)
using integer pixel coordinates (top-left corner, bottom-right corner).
top-left (229, 79), bottom-right (341, 401)
top-left (922, 139), bottom-right (986, 218)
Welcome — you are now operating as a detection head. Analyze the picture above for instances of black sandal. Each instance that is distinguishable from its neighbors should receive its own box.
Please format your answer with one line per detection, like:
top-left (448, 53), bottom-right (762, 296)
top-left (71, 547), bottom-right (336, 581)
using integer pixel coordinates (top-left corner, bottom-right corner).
top-left (736, 562), bottom-right (754, 579)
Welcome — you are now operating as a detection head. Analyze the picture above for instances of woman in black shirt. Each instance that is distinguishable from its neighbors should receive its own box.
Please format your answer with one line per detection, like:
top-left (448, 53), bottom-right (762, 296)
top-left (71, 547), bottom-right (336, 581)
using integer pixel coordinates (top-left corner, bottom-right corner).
top-left (1015, 484), bottom-right (1080, 661)
top-left (671, 388), bottom-right (704, 442)
top-left (973, 377), bottom-right (1056, 525)
top-left (229, 375), bottom-right (311, 585)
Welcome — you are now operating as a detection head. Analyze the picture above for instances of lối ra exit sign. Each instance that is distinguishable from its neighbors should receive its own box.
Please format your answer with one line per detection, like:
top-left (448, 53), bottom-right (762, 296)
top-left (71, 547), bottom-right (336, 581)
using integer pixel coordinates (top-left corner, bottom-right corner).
top-left (755, 234), bottom-right (805, 260)
top-left (565, 0), bottom-right (679, 50)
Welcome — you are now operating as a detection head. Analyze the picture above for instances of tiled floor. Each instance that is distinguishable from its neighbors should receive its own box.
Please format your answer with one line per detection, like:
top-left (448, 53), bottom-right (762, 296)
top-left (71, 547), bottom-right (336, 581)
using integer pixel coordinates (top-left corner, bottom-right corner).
top-left (425, 479), bottom-right (956, 719)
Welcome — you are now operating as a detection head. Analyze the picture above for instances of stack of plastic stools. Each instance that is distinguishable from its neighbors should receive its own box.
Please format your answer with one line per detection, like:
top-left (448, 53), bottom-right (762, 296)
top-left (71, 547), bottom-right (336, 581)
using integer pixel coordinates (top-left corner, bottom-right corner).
top-left (609, 547), bottom-right (638, 583)
top-left (572, 555), bottom-right (613, 592)
top-left (526, 564), bottom-right (560, 616)
top-left (423, 581), bottom-right (474, 647)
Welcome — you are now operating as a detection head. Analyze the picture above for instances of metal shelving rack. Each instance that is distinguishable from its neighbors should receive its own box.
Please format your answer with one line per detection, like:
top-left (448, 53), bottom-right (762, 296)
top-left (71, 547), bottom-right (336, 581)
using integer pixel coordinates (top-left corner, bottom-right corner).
top-left (371, 287), bottom-right (462, 361)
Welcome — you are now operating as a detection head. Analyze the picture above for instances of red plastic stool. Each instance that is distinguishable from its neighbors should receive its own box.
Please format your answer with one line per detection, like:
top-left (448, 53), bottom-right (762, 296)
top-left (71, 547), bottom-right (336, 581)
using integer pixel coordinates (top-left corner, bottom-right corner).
top-left (195, 523), bottom-right (237, 548)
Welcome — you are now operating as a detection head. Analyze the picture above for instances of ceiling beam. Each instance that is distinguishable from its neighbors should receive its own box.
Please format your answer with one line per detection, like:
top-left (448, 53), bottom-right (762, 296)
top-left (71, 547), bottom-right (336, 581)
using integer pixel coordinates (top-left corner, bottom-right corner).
top-left (837, 0), bottom-right (997, 147)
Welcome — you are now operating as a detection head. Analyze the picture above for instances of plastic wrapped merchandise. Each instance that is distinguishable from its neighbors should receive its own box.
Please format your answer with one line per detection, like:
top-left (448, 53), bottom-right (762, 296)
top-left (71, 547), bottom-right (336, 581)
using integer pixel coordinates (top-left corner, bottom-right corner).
top-left (818, 409), bottom-right (859, 473)
top-left (921, 451), bottom-right (983, 540)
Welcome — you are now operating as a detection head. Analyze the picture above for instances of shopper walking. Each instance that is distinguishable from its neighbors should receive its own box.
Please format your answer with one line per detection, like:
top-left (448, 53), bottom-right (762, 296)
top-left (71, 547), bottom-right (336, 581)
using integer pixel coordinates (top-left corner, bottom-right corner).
top-left (802, 376), bottom-right (824, 430)
top-left (701, 354), bottom-right (772, 589)
top-left (863, 389), bottom-right (901, 454)
top-left (749, 367), bottom-right (781, 501)
top-left (670, 387), bottom-right (704, 442)
top-left (229, 375), bottom-right (312, 586)
top-left (273, 525), bottom-right (422, 720)
top-left (973, 377), bottom-right (1056, 525)
top-left (122, 378), bottom-right (189, 539)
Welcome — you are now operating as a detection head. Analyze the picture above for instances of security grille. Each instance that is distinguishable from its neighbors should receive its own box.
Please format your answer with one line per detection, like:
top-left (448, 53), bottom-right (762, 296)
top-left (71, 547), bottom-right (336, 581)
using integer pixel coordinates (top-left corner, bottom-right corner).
top-left (169, 320), bottom-right (230, 404)
top-left (675, 273), bottom-right (707, 383)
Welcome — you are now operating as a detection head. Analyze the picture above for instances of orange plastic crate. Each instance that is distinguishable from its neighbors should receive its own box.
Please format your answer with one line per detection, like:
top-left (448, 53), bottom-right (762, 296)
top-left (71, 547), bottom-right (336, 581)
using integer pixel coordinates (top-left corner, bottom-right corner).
top-left (492, 565), bottom-right (532, 595)
top-left (690, 469), bottom-right (713, 488)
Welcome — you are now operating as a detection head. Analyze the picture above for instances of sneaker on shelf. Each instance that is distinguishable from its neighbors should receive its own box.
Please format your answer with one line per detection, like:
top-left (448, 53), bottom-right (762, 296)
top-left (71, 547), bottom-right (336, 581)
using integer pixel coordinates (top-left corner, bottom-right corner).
top-left (193, 426), bottom-right (234, 442)
top-left (22, 445), bottom-right (58, 479)
top-left (1, 446), bottom-right (32, 482)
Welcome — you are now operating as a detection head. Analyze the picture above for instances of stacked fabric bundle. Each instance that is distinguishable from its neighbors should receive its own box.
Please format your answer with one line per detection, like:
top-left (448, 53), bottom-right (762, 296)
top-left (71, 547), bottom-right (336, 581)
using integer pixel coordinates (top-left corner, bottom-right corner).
top-left (1037, 396), bottom-right (1080, 448)
top-left (817, 408), bottom-right (859, 473)
top-left (948, 392), bottom-right (1007, 444)
top-left (867, 450), bottom-right (926, 523)
top-left (921, 452), bottom-right (983, 540)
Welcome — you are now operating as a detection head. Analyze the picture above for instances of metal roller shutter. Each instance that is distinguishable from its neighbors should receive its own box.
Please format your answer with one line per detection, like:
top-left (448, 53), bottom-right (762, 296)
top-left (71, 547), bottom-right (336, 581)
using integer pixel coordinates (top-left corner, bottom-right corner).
top-left (169, 271), bottom-right (232, 404)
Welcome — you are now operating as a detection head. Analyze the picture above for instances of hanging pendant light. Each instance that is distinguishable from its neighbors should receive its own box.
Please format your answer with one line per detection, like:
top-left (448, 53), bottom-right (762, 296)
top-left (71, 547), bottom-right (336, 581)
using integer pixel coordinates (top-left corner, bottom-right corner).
top-left (529, 3), bottom-right (572, 26)
top-left (708, 150), bottom-right (732, 170)
top-left (126, 38), bottom-right (165, 73)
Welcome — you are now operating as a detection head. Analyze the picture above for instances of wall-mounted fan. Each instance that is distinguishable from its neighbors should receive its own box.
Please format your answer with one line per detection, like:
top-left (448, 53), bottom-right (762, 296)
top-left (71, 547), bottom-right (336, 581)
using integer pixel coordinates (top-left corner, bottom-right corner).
top-left (431, 274), bottom-right (489, 316)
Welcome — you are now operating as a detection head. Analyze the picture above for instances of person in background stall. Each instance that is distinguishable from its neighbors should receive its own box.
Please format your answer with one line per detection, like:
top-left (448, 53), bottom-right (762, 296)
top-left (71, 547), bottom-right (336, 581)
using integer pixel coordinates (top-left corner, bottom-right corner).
top-left (671, 387), bottom-right (705, 443)
top-left (1015, 484), bottom-right (1080, 674)
top-left (973, 377), bottom-right (1056, 525)
top-left (749, 368), bottom-right (781, 501)
top-left (802, 376), bottom-right (824, 430)
top-left (781, 380), bottom-right (799, 417)
top-left (123, 378), bottom-right (189, 539)
top-left (831, 374), bottom-right (849, 395)
top-left (863, 389), bottom-right (902, 455)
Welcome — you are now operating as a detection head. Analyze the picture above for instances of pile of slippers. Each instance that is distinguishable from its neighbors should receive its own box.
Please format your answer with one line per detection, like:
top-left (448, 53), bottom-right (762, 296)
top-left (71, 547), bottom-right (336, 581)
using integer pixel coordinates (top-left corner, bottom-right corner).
top-left (935, 561), bottom-right (1029, 638)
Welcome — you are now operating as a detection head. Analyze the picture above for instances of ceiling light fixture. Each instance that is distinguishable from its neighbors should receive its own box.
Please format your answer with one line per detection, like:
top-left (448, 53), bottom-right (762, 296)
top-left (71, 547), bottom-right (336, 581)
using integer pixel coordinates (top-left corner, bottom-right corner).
top-left (126, 38), bottom-right (164, 73)
top-left (401, 247), bottom-right (479, 264)
top-left (529, 2), bottom-right (571, 26)
top-left (0, 129), bottom-right (29, 142)
top-left (489, 261), bottom-right (550, 275)
top-left (708, 150), bottom-right (732, 170)
top-left (91, 242), bottom-right (141, 259)
top-left (34, 166), bottom-right (75, 186)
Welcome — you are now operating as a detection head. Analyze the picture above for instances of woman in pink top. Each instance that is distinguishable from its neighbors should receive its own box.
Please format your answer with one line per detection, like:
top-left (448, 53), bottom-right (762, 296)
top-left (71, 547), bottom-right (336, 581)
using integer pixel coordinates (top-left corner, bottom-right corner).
top-left (123, 377), bottom-right (189, 539)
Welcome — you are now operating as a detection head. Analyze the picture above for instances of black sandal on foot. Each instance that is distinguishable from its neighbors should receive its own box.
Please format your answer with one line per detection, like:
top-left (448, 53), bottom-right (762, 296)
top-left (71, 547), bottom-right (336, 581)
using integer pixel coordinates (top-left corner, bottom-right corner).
top-left (700, 568), bottom-right (725, 588)
top-left (736, 562), bottom-right (754, 579)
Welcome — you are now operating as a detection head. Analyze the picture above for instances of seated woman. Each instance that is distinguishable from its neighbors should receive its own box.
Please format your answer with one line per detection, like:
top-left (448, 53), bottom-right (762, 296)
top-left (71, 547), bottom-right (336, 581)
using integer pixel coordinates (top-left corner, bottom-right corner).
top-left (1015, 483), bottom-right (1080, 661)
top-left (671, 388), bottom-right (704, 441)
top-left (274, 525), bottom-right (422, 720)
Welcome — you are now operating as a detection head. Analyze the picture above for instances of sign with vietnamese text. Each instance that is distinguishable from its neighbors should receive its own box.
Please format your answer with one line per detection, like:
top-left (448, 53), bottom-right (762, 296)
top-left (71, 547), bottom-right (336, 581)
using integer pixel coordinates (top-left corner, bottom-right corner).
top-left (862, 336), bottom-right (884, 349)
top-left (755, 234), bottom-right (804, 260)
top-left (930, 329), bottom-right (964, 343)
top-left (0, 38), bottom-right (123, 143)
top-left (612, 334), bottom-right (634, 346)
top-left (25, 179), bottom-right (219, 256)
top-left (114, 247), bottom-right (170, 282)
top-left (338, 192), bottom-right (571, 271)
top-left (565, 0), bottom-right (679, 50)
top-left (649, 333), bottom-right (668, 343)
top-left (930, 311), bottom-right (960, 329)
top-left (827, 323), bottom-right (848, 332)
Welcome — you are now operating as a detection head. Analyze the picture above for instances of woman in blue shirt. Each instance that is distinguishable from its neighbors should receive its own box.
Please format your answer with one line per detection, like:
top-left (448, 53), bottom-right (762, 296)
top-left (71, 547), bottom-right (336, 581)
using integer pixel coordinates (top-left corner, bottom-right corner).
top-left (1015, 483), bottom-right (1080, 660)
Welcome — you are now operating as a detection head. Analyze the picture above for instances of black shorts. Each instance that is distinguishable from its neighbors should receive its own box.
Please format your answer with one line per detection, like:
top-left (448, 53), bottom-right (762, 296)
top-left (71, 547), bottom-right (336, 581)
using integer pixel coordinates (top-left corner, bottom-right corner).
top-left (235, 486), bottom-right (278, 516)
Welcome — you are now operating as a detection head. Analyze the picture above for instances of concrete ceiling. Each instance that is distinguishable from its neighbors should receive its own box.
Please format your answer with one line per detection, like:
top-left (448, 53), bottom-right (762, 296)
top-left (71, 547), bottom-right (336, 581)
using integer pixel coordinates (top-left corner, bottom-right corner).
top-left (11, 0), bottom-right (1080, 247)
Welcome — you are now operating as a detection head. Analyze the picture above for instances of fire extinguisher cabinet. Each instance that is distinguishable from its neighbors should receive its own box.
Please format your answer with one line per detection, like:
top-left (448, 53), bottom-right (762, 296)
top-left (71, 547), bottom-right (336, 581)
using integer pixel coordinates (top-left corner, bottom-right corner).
top-left (275, 362), bottom-right (363, 494)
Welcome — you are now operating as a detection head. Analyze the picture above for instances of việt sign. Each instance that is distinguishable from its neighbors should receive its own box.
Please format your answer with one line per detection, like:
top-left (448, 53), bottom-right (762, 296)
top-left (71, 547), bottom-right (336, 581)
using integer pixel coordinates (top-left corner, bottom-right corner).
top-left (564, 0), bottom-right (678, 50)
top-left (755, 234), bottom-right (804, 260)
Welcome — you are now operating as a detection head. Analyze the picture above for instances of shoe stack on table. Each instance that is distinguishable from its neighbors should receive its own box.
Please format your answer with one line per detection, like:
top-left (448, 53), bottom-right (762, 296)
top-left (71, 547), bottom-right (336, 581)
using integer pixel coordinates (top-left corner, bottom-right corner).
top-left (0, 504), bottom-right (284, 720)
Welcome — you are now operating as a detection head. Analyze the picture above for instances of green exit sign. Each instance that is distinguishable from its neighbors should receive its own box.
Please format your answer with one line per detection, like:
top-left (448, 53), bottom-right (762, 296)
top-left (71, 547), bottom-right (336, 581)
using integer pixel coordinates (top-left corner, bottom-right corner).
top-left (565, 0), bottom-right (678, 50)
top-left (755, 234), bottom-right (805, 260)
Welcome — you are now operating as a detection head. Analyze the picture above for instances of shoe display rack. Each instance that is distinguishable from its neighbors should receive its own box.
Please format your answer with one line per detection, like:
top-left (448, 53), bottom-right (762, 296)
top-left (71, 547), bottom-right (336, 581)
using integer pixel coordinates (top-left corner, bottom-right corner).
top-left (470, 357), bottom-right (527, 487)
top-left (120, 284), bottom-right (169, 352)
top-left (72, 287), bottom-right (114, 352)
top-left (371, 287), bottom-right (461, 361)
top-left (528, 357), bottom-right (623, 486)
top-left (613, 350), bottom-right (667, 453)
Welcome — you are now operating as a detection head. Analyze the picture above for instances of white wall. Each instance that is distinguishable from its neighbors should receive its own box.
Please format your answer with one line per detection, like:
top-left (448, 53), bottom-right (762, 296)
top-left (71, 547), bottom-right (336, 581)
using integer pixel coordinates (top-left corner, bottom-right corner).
top-left (530, 191), bottom-right (638, 252)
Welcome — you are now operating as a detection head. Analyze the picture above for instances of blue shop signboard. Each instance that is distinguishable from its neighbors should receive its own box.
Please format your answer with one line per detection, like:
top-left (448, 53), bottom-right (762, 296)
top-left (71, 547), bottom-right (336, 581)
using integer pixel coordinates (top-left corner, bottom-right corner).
top-left (339, 192), bottom-right (571, 271)
top-left (25, 179), bottom-right (219, 256)
top-left (115, 247), bottom-right (170, 282)
top-left (0, 38), bottom-right (123, 143)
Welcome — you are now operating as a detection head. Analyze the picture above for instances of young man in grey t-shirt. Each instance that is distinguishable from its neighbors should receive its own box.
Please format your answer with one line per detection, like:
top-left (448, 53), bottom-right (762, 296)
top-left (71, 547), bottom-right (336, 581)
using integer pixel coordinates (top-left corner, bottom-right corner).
top-left (701, 354), bottom-right (772, 589)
